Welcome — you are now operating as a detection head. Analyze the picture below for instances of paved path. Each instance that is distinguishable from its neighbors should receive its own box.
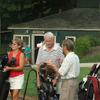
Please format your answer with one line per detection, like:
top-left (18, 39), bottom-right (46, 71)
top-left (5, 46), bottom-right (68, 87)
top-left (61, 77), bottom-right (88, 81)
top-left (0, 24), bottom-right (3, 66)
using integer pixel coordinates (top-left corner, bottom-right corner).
top-left (80, 62), bottom-right (100, 67)
top-left (31, 63), bottom-right (100, 68)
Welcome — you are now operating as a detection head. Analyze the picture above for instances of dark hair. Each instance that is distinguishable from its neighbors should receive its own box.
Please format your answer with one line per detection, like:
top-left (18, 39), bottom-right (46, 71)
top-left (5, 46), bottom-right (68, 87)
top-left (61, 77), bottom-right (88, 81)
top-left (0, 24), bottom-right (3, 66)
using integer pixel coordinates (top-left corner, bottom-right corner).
top-left (62, 39), bottom-right (74, 51)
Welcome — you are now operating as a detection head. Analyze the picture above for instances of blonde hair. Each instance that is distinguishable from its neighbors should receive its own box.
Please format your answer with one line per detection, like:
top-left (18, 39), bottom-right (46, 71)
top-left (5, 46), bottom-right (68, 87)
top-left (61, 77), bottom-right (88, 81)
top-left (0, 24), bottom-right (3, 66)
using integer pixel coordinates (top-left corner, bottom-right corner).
top-left (12, 38), bottom-right (23, 50)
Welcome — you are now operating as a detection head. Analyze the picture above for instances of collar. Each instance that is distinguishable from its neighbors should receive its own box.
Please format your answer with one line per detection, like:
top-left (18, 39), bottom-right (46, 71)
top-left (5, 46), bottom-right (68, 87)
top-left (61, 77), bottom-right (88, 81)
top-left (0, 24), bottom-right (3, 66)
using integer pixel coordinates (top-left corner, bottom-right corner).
top-left (66, 52), bottom-right (74, 56)
top-left (42, 43), bottom-right (60, 51)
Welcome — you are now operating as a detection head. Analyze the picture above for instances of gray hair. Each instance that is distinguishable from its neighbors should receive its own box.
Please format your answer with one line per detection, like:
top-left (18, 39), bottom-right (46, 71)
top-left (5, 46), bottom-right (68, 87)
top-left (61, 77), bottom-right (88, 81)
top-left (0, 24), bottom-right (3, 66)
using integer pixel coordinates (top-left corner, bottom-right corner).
top-left (62, 39), bottom-right (74, 51)
top-left (44, 32), bottom-right (54, 39)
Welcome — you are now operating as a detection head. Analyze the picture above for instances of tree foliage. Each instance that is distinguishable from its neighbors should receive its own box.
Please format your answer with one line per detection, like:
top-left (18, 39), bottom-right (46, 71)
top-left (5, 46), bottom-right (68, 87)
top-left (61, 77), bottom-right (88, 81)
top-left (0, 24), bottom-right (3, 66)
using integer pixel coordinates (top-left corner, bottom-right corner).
top-left (0, 0), bottom-right (77, 30)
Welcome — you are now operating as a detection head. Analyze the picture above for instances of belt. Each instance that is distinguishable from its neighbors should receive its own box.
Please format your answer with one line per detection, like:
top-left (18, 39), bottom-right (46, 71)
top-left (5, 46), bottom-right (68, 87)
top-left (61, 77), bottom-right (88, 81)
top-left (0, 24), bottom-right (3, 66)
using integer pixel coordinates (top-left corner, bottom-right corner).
top-left (62, 77), bottom-right (77, 80)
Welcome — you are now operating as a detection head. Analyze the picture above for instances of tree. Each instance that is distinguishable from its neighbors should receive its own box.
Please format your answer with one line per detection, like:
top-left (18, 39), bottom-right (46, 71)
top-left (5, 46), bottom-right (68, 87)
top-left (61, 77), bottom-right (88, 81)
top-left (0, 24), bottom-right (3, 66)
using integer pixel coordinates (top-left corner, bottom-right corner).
top-left (0, 0), bottom-right (35, 30)
top-left (0, 0), bottom-right (77, 30)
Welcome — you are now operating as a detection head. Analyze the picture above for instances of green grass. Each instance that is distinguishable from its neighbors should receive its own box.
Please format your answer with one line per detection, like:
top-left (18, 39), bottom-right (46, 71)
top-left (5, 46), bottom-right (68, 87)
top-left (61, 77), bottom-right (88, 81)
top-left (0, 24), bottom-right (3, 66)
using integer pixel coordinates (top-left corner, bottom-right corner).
top-left (81, 53), bottom-right (100, 63)
top-left (21, 67), bottom-right (38, 96)
top-left (21, 67), bottom-right (90, 96)
top-left (78, 67), bottom-right (90, 81)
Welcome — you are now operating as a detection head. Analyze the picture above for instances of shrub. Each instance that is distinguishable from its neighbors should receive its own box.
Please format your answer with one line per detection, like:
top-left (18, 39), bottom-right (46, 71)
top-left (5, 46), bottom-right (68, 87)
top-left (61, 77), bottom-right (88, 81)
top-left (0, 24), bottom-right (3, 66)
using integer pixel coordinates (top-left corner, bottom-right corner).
top-left (93, 37), bottom-right (100, 46)
top-left (75, 36), bottom-right (93, 57)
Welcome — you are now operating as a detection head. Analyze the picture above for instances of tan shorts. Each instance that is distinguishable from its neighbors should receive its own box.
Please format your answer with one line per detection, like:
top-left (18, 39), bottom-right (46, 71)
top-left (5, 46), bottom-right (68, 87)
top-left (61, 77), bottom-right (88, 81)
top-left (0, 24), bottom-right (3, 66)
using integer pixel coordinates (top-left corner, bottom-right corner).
top-left (60, 79), bottom-right (78, 100)
top-left (9, 74), bottom-right (24, 90)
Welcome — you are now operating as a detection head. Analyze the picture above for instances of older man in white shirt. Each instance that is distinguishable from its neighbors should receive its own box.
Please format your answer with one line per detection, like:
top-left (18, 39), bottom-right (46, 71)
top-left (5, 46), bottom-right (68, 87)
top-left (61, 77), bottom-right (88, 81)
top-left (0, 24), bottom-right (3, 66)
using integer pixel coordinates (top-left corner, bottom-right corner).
top-left (46, 39), bottom-right (80, 100)
top-left (36, 32), bottom-right (64, 99)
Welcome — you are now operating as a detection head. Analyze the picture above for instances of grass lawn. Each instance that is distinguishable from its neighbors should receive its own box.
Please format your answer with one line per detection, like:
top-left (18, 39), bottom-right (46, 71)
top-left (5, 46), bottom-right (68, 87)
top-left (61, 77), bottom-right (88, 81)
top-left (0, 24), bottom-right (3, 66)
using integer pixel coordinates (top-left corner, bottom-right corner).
top-left (78, 67), bottom-right (90, 81)
top-left (81, 53), bottom-right (100, 63)
top-left (21, 67), bottom-right (91, 97)
top-left (21, 67), bottom-right (38, 97)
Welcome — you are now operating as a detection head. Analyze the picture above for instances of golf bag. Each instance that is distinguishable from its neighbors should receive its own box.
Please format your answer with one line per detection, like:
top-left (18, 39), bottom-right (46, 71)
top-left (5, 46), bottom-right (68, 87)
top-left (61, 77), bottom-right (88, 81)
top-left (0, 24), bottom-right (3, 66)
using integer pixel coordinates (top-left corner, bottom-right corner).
top-left (0, 54), bottom-right (16, 100)
top-left (38, 64), bottom-right (59, 100)
top-left (78, 64), bottom-right (100, 100)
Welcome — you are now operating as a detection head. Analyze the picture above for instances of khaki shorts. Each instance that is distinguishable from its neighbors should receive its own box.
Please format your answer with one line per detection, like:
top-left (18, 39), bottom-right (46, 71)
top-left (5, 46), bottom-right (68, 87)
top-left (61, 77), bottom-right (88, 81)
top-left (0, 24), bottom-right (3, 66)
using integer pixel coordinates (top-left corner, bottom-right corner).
top-left (60, 79), bottom-right (78, 100)
top-left (9, 74), bottom-right (24, 90)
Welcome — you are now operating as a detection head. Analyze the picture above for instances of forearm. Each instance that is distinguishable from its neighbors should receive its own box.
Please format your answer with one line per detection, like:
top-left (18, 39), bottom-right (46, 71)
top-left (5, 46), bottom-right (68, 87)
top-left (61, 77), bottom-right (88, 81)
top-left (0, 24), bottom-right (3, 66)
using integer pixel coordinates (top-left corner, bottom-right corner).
top-left (36, 64), bottom-right (40, 80)
top-left (54, 73), bottom-right (60, 82)
top-left (51, 64), bottom-right (59, 73)
top-left (3, 65), bottom-right (24, 72)
top-left (36, 64), bottom-right (41, 88)
top-left (7, 66), bottom-right (24, 71)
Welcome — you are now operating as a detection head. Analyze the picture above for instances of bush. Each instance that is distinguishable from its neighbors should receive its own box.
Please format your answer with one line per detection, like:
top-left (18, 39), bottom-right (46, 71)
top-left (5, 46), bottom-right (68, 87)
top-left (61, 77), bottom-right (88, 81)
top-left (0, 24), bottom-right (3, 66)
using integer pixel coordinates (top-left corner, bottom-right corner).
top-left (75, 36), bottom-right (94, 57)
top-left (93, 37), bottom-right (100, 46)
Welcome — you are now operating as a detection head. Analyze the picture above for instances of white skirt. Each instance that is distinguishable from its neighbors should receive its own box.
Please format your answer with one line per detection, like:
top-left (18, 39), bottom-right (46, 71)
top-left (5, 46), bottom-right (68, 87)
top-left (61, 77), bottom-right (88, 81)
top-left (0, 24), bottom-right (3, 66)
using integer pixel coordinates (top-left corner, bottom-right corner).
top-left (9, 74), bottom-right (24, 90)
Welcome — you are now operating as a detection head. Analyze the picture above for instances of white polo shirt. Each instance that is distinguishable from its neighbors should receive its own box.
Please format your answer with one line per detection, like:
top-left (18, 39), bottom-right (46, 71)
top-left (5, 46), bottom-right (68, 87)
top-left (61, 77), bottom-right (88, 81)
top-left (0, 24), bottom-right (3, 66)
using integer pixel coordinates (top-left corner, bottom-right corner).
top-left (36, 43), bottom-right (64, 68)
top-left (58, 52), bottom-right (80, 79)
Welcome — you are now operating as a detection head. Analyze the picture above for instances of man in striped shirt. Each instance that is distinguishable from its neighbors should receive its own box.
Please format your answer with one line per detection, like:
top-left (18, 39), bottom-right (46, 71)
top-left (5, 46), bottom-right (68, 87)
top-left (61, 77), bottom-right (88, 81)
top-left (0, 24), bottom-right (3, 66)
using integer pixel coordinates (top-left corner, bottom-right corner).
top-left (36, 32), bottom-right (64, 99)
top-left (46, 39), bottom-right (80, 100)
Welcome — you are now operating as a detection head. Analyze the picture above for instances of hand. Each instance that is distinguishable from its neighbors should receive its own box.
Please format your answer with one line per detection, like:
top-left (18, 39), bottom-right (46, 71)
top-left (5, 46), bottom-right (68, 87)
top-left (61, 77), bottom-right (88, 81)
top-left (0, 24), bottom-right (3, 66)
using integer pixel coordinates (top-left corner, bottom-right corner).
top-left (45, 60), bottom-right (58, 72)
top-left (45, 60), bottom-right (53, 66)
top-left (3, 66), bottom-right (10, 72)
top-left (52, 78), bottom-right (58, 86)
top-left (45, 60), bottom-right (55, 69)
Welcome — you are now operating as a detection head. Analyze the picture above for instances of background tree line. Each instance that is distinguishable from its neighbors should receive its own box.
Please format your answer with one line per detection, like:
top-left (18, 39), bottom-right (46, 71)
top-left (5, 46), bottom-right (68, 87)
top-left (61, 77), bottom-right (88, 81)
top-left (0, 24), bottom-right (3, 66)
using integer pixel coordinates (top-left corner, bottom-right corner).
top-left (0, 0), bottom-right (77, 30)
